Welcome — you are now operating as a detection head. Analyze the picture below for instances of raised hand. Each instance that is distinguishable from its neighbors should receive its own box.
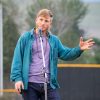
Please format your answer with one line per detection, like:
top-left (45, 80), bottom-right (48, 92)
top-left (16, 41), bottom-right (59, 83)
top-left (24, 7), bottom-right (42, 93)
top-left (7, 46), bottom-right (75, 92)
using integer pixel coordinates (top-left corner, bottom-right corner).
top-left (79, 37), bottom-right (95, 51)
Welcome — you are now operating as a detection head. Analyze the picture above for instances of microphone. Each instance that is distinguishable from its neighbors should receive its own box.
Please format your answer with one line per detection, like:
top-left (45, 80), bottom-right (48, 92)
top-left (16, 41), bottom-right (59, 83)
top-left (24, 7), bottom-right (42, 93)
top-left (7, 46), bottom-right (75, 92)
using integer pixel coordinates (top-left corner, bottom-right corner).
top-left (38, 28), bottom-right (42, 37)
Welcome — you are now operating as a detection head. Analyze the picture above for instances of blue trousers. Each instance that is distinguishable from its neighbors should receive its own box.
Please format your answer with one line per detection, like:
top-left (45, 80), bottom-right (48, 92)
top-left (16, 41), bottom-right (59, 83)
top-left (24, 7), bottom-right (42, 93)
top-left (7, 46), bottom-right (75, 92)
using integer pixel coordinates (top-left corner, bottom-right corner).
top-left (22, 82), bottom-right (60, 100)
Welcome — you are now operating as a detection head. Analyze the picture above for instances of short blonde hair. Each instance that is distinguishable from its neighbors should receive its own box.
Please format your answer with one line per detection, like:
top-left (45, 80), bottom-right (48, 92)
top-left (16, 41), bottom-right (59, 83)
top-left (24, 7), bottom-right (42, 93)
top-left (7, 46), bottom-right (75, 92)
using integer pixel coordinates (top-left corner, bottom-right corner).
top-left (36, 9), bottom-right (53, 20)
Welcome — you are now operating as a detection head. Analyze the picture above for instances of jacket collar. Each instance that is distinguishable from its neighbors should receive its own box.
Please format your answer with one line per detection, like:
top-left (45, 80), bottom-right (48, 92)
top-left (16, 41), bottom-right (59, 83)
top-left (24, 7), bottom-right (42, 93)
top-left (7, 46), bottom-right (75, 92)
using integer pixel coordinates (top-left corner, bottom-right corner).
top-left (30, 28), bottom-right (51, 38)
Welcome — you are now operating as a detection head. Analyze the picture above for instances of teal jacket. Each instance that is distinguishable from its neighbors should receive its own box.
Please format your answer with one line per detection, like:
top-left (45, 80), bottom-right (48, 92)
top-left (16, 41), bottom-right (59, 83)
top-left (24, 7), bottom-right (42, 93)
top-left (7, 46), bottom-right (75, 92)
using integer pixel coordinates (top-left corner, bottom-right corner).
top-left (10, 29), bottom-right (83, 89)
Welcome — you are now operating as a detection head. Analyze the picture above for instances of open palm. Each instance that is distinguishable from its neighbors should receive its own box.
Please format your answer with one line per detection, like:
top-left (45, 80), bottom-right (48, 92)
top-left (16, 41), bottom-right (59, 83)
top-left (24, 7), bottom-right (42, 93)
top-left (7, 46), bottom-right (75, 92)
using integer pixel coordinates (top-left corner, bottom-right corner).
top-left (79, 37), bottom-right (95, 50)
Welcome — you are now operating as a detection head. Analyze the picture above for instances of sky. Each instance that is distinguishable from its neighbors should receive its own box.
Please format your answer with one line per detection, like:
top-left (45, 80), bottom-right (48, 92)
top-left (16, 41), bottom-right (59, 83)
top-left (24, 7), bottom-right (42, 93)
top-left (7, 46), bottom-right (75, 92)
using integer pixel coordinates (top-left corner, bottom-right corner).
top-left (79, 1), bottom-right (100, 38)
top-left (81, 0), bottom-right (100, 3)
top-left (13, 0), bottom-right (100, 38)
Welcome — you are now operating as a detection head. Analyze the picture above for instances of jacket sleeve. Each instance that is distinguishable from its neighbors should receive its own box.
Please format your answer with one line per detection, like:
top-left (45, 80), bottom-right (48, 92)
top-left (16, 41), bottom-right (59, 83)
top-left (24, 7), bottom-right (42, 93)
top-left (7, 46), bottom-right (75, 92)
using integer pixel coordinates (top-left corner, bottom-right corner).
top-left (57, 38), bottom-right (83, 61)
top-left (10, 36), bottom-right (24, 82)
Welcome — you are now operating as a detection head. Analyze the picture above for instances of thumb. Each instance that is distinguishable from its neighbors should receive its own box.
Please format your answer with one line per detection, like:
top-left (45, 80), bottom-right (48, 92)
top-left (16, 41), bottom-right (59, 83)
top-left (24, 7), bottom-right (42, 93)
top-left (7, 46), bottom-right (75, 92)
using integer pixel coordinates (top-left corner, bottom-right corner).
top-left (21, 82), bottom-right (24, 89)
top-left (80, 37), bottom-right (83, 43)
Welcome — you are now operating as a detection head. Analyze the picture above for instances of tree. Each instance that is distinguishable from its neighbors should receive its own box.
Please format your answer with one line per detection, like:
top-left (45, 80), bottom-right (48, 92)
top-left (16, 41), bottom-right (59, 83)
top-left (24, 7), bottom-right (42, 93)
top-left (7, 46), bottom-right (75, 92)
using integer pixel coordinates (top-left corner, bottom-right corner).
top-left (27, 0), bottom-right (87, 63)
top-left (3, 0), bottom-right (19, 85)
top-left (86, 38), bottom-right (100, 64)
top-left (3, 15), bottom-right (19, 76)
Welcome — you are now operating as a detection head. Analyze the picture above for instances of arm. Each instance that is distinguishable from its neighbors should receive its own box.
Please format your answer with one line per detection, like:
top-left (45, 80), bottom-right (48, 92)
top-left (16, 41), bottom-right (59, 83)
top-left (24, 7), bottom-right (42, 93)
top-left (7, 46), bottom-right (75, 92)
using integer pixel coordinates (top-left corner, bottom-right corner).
top-left (10, 37), bottom-right (24, 82)
top-left (58, 37), bottom-right (94, 61)
top-left (10, 36), bottom-right (25, 93)
top-left (58, 39), bottom-right (83, 60)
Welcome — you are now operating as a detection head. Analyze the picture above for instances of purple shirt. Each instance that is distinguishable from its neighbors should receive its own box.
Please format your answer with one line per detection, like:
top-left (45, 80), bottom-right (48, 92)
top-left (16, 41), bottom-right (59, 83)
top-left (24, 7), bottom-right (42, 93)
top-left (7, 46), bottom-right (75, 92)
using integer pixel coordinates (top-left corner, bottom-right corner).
top-left (28, 34), bottom-right (50, 83)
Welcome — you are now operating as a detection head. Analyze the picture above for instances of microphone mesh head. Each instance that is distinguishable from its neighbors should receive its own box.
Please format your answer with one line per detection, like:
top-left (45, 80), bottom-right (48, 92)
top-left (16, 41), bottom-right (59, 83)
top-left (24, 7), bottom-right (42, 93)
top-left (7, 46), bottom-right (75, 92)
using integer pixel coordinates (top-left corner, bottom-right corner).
top-left (38, 28), bottom-right (42, 37)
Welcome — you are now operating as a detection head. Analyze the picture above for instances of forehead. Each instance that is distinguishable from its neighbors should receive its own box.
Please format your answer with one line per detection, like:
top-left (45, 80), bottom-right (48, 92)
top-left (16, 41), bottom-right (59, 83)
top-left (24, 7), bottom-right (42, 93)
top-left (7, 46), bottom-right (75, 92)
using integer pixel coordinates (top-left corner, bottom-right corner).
top-left (37, 15), bottom-right (51, 20)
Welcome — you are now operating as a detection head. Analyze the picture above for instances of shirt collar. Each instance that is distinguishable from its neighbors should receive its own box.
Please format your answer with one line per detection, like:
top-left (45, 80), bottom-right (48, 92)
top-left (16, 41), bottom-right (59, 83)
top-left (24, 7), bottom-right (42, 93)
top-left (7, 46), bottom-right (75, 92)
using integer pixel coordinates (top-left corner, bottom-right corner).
top-left (30, 28), bottom-right (51, 38)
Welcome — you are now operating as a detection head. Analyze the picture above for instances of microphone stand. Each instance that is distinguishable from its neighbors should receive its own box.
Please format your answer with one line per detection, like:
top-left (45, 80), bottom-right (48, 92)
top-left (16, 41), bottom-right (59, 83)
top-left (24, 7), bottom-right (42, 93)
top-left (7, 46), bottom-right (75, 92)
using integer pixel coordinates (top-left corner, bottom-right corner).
top-left (39, 29), bottom-right (48, 100)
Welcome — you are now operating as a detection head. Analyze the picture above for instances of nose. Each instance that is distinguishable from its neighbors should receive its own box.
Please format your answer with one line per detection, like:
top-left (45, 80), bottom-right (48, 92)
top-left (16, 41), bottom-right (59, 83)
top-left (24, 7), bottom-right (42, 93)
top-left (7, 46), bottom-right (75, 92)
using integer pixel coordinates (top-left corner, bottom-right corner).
top-left (41, 20), bottom-right (45, 25)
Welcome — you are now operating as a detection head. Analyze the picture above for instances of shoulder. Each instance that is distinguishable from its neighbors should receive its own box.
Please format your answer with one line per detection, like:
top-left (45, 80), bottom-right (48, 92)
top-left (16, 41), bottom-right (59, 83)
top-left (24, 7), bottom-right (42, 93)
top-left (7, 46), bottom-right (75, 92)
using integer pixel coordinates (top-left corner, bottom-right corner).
top-left (20, 30), bottom-right (32, 39)
top-left (50, 33), bottom-right (60, 41)
top-left (18, 29), bottom-right (33, 42)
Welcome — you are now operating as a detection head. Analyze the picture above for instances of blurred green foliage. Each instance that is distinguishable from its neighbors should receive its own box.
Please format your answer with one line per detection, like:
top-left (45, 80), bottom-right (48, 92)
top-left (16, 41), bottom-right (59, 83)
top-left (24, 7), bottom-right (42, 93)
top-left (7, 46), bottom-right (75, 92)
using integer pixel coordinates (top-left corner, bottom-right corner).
top-left (27, 0), bottom-right (93, 64)
top-left (1, 0), bottom-right (100, 99)
top-left (3, 0), bottom-right (19, 87)
top-left (2, 0), bottom-right (100, 77)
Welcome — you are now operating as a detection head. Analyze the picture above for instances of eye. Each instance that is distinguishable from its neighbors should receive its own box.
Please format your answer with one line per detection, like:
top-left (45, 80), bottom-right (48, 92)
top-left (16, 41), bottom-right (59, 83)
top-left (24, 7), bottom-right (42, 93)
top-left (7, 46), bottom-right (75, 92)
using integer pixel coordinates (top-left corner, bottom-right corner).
top-left (45, 20), bottom-right (49, 23)
top-left (40, 18), bottom-right (43, 21)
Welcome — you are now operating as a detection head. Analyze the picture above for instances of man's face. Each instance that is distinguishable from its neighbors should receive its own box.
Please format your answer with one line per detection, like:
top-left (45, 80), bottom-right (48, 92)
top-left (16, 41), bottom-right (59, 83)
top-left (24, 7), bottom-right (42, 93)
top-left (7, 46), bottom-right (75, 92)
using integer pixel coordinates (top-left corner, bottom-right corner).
top-left (35, 15), bottom-right (52, 32)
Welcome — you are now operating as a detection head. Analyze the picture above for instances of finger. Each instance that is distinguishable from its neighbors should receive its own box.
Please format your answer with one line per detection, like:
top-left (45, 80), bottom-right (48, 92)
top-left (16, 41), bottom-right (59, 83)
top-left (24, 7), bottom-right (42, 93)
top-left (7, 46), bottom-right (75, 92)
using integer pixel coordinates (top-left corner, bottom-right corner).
top-left (88, 43), bottom-right (94, 47)
top-left (88, 42), bottom-right (95, 46)
top-left (85, 39), bottom-right (93, 43)
top-left (80, 37), bottom-right (84, 46)
top-left (21, 83), bottom-right (24, 89)
top-left (16, 83), bottom-right (22, 94)
top-left (80, 37), bottom-right (83, 42)
top-left (15, 84), bottom-right (20, 94)
top-left (89, 41), bottom-right (95, 44)
top-left (17, 84), bottom-right (21, 93)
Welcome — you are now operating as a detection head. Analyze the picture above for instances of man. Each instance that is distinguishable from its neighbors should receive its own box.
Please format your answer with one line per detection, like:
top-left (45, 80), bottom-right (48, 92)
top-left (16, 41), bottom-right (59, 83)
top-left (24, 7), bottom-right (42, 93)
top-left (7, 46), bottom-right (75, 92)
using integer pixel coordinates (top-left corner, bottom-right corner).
top-left (10, 9), bottom-right (94, 100)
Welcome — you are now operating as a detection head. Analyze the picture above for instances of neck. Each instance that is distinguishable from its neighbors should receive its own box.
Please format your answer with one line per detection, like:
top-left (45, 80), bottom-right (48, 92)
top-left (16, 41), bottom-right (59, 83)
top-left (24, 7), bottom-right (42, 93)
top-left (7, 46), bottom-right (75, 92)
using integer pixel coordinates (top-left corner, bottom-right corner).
top-left (35, 28), bottom-right (47, 36)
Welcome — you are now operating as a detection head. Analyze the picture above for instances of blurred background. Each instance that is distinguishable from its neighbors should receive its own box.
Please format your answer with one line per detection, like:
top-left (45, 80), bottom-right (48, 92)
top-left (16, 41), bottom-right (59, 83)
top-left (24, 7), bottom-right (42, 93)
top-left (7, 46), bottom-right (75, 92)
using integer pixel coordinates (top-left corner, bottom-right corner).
top-left (0, 0), bottom-right (100, 100)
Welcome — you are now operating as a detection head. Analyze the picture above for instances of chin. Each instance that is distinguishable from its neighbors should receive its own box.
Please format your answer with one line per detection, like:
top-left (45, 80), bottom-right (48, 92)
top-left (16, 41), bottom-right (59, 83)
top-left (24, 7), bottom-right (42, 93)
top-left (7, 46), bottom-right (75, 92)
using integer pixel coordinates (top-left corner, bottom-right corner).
top-left (42, 28), bottom-right (47, 31)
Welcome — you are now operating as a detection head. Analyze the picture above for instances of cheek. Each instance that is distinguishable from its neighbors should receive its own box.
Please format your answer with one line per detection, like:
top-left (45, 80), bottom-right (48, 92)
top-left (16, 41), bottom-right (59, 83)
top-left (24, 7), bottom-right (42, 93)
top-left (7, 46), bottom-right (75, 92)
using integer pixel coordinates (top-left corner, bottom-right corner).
top-left (36, 20), bottom-right (39, 24)
top-left (36, 21), bottom-right (41, 27)
top-left (46, 22), bottom-right (51, 26)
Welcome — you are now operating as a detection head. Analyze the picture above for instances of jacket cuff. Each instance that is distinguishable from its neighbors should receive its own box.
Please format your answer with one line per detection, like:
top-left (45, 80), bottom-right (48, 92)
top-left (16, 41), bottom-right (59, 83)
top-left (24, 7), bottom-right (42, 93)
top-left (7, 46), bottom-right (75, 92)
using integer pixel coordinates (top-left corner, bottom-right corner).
top-left (77, 46), bottom-right (84, 54)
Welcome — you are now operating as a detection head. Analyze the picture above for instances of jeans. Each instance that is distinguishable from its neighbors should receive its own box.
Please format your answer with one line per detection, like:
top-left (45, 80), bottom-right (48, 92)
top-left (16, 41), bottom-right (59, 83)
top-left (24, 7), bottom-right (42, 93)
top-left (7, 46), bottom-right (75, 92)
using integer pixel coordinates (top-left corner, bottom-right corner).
top-left (21, 82), bottom-right (60, 100)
